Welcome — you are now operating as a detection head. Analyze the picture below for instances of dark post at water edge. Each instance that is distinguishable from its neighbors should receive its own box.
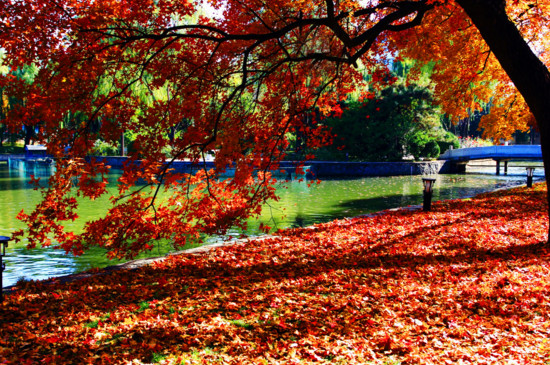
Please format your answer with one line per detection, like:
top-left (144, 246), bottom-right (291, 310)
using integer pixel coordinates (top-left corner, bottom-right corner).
top-left (526, 167), bottom-right (535, 188)
top-left (0, 236), bottom-right (10, 303)
top-left (422, 178), bottom-right (436, 212)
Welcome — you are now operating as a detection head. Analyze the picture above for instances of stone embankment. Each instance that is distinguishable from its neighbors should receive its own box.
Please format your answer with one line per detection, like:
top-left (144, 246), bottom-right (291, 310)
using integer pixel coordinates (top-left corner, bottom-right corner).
top-left (91, 156), bottom-right (449, 177)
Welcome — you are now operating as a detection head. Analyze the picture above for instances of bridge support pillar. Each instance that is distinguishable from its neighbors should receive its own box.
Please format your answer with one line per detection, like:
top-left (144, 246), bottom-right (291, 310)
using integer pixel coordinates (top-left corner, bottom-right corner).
top-left (494, 159), bottom-right (510, 176)
top-left (452, 161), bottom-right (468, 174)
top-left (442, 160), bottom-right (467, 173)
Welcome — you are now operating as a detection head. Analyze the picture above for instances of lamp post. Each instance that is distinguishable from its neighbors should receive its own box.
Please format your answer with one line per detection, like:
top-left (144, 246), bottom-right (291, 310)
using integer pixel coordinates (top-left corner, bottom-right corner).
top-left (0, 236), bottom-right (10, 303)
top-left (422, 177), bottom-right (436, 212)
top-left (526, 167), bottom-right (535, 188)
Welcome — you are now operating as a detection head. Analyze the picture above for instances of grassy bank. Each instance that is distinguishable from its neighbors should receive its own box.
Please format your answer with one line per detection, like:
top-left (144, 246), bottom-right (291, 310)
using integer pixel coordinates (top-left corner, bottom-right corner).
top-left (1, 183), bottom-right (549, 364)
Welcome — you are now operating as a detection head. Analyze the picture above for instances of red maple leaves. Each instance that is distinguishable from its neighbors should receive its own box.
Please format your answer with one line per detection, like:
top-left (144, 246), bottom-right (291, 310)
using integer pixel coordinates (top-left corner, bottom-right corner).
top-left (1, 183), bottom-right (549, 364)
top-left (1, 0), bottom-right (550, 257)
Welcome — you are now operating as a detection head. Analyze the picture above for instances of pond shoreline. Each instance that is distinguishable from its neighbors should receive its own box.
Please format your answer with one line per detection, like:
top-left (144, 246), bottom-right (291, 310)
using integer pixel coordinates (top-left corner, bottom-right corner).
top-left (89, 156), bottom-right (451, 177)
top-left (3, 177), bottom-right (544, 294)
top-left (4, 183), bottom-right (548, 364)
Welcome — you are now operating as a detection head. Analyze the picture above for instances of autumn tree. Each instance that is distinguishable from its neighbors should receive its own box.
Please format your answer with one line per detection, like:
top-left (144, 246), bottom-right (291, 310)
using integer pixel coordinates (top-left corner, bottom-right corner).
top-left (0, 0), bottom-right (549, 257)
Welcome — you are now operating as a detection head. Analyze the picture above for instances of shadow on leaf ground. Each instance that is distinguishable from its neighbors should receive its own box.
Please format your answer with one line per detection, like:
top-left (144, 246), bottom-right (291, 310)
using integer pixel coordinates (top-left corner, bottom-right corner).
top-left (1, 183), bottom-right (549, 364)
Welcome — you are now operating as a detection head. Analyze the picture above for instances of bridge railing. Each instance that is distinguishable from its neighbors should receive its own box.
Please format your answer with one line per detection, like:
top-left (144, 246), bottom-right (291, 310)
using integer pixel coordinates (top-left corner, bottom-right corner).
top-left (439, 145), bottom-right (542, 161)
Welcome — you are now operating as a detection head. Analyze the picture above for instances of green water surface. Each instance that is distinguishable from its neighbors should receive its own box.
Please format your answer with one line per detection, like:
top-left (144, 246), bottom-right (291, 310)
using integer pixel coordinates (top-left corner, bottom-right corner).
top-left (0, 162), bottom-right (543, 287)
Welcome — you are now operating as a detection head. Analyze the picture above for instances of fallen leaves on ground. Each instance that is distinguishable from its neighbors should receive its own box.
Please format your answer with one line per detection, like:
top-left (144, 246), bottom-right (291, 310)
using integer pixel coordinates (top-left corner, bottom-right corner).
top-left (1, 183), bottom-right (550, 364)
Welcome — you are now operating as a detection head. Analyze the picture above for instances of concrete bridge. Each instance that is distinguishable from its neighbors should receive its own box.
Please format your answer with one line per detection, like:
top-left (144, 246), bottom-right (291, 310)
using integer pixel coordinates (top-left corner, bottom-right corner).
top-left (439, 145), bottom-right (543, 175)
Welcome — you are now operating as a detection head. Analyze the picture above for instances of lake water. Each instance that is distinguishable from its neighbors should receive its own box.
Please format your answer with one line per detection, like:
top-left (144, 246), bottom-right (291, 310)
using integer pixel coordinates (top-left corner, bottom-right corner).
top-left (0, 161), bottom-right (545, 287)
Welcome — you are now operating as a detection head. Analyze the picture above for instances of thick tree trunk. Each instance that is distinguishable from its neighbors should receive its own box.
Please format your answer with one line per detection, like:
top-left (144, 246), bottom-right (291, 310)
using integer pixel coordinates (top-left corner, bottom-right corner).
top-left (457, 0), bottom-right (550, 240)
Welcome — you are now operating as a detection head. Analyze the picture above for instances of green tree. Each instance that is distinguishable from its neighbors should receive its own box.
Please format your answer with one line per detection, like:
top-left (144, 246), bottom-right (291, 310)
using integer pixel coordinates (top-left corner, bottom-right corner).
top-left (322, 84), bottom-right (446, 161)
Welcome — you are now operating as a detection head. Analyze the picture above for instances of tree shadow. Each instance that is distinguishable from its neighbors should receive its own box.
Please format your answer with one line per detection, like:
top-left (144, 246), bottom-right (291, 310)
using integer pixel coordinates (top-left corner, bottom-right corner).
top-left (3, 185), bottom-right (549, 363)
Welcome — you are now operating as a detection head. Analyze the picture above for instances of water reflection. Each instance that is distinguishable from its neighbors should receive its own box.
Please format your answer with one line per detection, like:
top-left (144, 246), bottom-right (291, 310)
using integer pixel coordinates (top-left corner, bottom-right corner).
top-left (8, 248), bottom-right (78, 283)
top-left (0, 161), bottom-right (544, 287)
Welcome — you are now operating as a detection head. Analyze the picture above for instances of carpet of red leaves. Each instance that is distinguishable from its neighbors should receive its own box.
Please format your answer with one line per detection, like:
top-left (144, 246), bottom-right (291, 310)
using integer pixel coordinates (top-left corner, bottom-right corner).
top-left (1, 183), bottom-right (550, 364)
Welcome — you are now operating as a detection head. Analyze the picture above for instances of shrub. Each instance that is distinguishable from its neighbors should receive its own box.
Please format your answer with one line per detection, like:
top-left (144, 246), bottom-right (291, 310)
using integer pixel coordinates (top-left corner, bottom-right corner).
top-left (92, 140), bottom-right (119, 156)
top-left (437, 131), bottom-right (460, 154)
top-left (423, 140), bottom-right (441, 159)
